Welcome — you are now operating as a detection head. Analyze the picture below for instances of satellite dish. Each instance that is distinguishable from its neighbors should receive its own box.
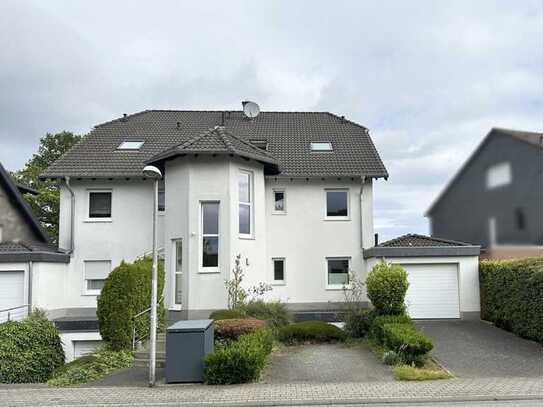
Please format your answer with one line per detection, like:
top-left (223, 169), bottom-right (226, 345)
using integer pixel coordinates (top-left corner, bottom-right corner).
top-left (242, 101), bottom-right (260, 119)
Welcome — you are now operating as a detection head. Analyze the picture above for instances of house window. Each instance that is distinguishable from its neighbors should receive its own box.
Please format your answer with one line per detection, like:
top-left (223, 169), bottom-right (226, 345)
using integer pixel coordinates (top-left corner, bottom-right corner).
top-left (273, 258), bottom-right (285, 284)
top-left (117, 141), bottom-right (144, 150)
top-left (515, 208), bottom-right (525, 231)
top-left (311, 142), bottom-right (333, 151)
top-left (158, 180), bottom-right (165, 212)
top-left (326, 258), bottom-right (350, 288)
top-left (88, 191), bottom-right (112, 219)
top-left (273, 190), bottom-right (285, 212)
top-left (238, 171), bottom-right (253, 236)
top-left (325, 190), bottom-right (348, 218)
top-left (486, 162), bottom-right (512, 189)
top-left (201, 202), bottom-right (219, 270)
top-left (173, 239), bottom-right (182, 304)
top-left (84, 260), bottom-right (111, 295)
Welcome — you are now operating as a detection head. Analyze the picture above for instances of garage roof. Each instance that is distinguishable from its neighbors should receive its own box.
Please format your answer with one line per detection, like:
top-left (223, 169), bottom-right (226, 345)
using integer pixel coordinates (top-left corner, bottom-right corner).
top-left (363, 234), bottom-right (480, 258)
top-left (0, 241), bottom-right (70, 263)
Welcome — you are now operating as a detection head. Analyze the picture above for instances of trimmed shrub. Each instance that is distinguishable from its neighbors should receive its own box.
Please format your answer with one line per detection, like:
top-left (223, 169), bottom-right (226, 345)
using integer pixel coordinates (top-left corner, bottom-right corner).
top-left (370, 314), bottom-right (413, 344)
top-left (241, 300), bottom-right (292, 329)
top-left (0, 310), bottom-right (65, 383)
top-left (97, 257), bottom-right (166, 350)
top-left (480, 258), bottom-right (543, 344)
top-left (277, 321), bottom-right (346, 344)
top-left (204, 329), bottom-right (274, 384)
top-left (209, 309), bottom-right (247, 320)
top-left (48, 345), bottom-right (133, 386)
top-left (381, 323), bottom-right (433, 365)
top-left (214, 319), bottom-right (266, 342)
top-left (366, 262), bottom-right (409, 315)
top-left (344, 309), bottom-right (374, 338)
top-left (382, 350), bottom-right (401, 366)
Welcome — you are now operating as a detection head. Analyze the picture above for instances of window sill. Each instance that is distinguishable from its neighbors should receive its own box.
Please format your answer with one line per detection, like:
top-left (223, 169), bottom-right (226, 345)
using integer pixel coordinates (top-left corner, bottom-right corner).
top-left (272, 281), bottom-right (286, 286)
top-left (84, 218), bottom-right (112, 223)
top-left (82, 291), bottom-right (100, 296)
top-left (198, 268), bottom-right (220, 274)
top-left (323, 217), bottom-right (350, 222)
top-left (326, 285), bottom-right (350, 291)
top-left (239, 235), bottom-right (255, 240)
top-left (272, 211), bottom-right (287, 216)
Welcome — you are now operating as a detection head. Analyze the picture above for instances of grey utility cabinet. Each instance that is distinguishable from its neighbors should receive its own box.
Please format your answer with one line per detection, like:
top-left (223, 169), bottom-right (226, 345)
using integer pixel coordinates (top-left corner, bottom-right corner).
top-left (165, 319), bottom-right (214, 383)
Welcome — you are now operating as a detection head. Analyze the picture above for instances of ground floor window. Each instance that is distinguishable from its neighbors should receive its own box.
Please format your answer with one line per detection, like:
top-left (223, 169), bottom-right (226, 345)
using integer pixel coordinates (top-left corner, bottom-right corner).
top-left (84, 260), bottom-right (111, 295)
top-left (173, 239), bottom-right (182, 305)
top-left (326, 257), bottom-right (350, 288)
top-left (273, 258), bottom-right (285, 284)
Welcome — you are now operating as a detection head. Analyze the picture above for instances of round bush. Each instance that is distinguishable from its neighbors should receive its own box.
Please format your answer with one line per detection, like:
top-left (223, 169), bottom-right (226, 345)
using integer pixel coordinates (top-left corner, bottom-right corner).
top-left (366, 262), bottom-right (409, 315)
top-left (241, 300), bottom-right (292, 329)
top-left (0, 311), bottom-right (65, 383)
top-left (97, 257), bottom-right (166, 350)
top-left (214, 318), bottom-right (266, 342)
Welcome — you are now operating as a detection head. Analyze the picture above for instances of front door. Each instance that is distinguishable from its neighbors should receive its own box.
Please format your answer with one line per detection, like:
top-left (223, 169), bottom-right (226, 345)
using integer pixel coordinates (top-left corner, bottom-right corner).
top-left (171, 239), bottom-right (183, 310)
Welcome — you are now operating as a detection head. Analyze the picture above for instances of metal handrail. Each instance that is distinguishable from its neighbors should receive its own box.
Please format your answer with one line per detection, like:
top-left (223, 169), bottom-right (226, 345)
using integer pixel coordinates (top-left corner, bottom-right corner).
top-left (132, 297), bottom-right (164, 350)
top-left (0, 304), bottom-right (30, 323)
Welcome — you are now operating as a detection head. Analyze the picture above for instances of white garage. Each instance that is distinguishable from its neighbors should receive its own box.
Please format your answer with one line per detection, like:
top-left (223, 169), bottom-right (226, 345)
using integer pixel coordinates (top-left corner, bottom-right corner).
top-left (74, 340), bottom-right (102, 359)
top-left (364, 234), bottom-right (481, 320)
top-left (0, 270), bottom-right (26, 322)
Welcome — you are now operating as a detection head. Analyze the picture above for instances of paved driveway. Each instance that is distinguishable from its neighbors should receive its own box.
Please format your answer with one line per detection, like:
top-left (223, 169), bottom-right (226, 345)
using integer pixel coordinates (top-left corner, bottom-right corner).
top-left (416, 320), bottom-right (543, 378)
top-left (262, 343), bottom-right (393, 383)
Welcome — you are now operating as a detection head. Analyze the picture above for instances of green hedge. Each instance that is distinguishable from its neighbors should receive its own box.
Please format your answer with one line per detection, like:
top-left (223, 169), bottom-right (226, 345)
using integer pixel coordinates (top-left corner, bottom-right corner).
top-left (48, 345), bottom-right (133, 387)
top-left (209, 309), bottom-right (247, 320)
top-left (366, 262), bottom-right (409, 315)
top-left (381, 323), bottom-right (433, 364)
top-left (277, 321), bottom-right (346, 344)
top-left (97, 257), bottom-right (166, 350)
top-left (204, 329), bottom-right (274, 384)
top-left (240, 300), bottom-right (292, 329)
top-left (480, 258), bottom-right (543, 343)
top-left (344, 309), bottom-right (374, 338)
top-left (370, 314), bottom-right (413, 344)
top-left (0, 311), bottom-right (65, 383)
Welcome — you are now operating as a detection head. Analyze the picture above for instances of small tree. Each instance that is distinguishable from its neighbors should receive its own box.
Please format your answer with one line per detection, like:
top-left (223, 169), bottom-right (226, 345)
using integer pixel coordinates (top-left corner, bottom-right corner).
top-left (366, 261), bottom-right (409, 315)
top-left (225, 254), bottom-right (272, 309)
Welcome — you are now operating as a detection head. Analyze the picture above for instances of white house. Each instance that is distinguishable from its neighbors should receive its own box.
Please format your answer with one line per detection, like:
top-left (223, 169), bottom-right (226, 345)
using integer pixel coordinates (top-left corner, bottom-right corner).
top-left (33, 105), bottom-right (480, 359)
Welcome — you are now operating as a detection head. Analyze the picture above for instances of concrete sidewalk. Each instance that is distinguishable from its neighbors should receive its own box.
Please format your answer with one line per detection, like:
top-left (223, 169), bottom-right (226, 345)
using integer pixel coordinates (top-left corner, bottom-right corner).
top-left (2, 377), bottom-right (543, 406)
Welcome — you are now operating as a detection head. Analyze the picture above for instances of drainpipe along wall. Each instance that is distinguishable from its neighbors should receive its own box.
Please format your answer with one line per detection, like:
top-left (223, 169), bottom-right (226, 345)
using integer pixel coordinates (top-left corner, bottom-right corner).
top-left (64, 176), bottom-right (75, 255)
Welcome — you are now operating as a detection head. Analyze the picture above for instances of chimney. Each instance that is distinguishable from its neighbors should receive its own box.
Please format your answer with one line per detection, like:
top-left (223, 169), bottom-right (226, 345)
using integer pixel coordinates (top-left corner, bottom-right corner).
top-left (121, 113), bottom-right (127, 122)
top-left (374, 233), bottom-right (379, 246)
top-left (176, 121), bottom-right (181, 129)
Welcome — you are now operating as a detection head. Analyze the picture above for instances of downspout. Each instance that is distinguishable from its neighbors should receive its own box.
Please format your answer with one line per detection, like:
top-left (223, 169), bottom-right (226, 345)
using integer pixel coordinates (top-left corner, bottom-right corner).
top-left (64, 176), bottom-right (75, 255)
top-left (27, 261), bottom-right (33, 316)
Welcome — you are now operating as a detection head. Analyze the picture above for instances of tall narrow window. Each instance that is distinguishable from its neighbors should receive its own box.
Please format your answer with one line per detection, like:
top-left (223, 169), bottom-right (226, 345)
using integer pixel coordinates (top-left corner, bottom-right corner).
top-left (239, 171), bottom-right (253, 236)
top-left (273, 258), bottom-right (285, 284)
top-left (173, 239), bottom-right (183, 304)
top-left (515, 208), bottom-right (525, 231)
top-left (158, 180), bottom-right (165, 212)
top-left (202, 202), bottom-right (219, 269)
top-left (89, 191), bottom-right (112, 218)
top-left (273, 190), bottom-right (285, 212)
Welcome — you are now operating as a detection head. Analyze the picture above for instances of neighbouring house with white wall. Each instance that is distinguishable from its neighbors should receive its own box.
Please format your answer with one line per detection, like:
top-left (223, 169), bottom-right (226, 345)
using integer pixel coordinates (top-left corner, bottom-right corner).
top-left (27, 104), bottom-right (480, 360)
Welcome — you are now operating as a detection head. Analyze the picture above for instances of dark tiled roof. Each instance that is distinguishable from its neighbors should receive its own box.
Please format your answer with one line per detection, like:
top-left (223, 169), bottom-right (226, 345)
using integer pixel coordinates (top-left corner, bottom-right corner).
top-left (41, 110), bottom-right (388, 179)
top-left (147, 126), bottom-right (279, 171)
top-left (496, 127), bottom-right (543, 149)
top-left (15, 183), bottom-right (38, 195)
top-left (0, 241), bottom-right (69, 263)
top-left (0, 162), bottom-right (49, 243)
top-left (378, 234), bottom-right (473, 247)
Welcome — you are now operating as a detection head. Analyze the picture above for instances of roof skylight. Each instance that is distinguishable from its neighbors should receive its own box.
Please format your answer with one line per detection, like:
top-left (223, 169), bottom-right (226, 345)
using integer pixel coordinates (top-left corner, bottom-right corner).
top-left (117, 141), bottom-right (144, 150)
top-left (310, 142), bottom-right (333, 151)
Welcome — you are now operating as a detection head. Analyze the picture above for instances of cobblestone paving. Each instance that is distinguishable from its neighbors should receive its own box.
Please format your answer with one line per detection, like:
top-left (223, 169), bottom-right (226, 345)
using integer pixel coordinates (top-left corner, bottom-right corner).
top-left (3, 378), bottom-right (543, 406)
top-left (262, 343), bottom-right (393, 383)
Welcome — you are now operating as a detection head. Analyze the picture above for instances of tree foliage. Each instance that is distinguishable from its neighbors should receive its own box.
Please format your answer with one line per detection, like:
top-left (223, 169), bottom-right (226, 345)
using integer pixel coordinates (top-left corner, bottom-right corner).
top-left (12, 131), bottom-right (83, 243)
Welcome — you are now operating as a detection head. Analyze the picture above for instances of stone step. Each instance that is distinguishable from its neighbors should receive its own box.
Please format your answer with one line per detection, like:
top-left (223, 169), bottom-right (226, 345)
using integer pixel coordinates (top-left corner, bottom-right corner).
top-left (134, 358), bottom-right (166, 368)
top-left (135, 350), bottom-right (165, 360)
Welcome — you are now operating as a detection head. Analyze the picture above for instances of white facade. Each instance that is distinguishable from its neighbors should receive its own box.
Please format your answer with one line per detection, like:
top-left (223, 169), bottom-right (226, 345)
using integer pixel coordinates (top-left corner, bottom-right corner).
top-left (46, 156), bottom-right (375, 316)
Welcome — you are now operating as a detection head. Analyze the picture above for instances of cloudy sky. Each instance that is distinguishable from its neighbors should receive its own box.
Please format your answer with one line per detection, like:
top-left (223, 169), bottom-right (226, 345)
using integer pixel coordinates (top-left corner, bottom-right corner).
top-left (1, 1), bottom-right (543, 240)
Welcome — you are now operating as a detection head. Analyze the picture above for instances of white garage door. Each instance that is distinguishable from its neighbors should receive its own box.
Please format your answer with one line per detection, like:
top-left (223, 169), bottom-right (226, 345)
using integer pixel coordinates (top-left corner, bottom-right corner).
top-left (73, 340), bottom-right (102, 359)
top-left (0, 271), bottom-right (25, 321)
top-left (403, 263), bottom-right (460, 319)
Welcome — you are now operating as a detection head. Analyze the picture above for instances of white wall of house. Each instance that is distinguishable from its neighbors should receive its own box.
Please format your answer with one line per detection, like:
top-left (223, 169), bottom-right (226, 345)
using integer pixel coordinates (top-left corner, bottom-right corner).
top-left (264, 178), bottom-right (373, 307)
top-left (366, 255), bottom-right (480, 317)
top-left (59, 331), bottom-right (103, 362)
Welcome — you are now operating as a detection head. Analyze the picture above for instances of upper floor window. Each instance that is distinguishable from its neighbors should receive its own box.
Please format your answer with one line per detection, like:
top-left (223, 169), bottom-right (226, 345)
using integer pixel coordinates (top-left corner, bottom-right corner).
top-left (158, 180), bottom-right (165, 212)
top-left (486, 162), bottom-right (512, 189)
top-left (238, 171), bottom-right (253, 236)
top-left (311, 142), bottom-right (333, 152)
top-left (201, 202), bottom-right (219, 270)
top-left (117, 141), bottom-right (144, 150)
top-left (325, 189), bottom-right (349, 219)
top-left (88, 191), bottom-right (112, 219)
top-left (273, 190), bottom-right (286, 213)
top-left (84, 260), bottom-right (111, 295)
